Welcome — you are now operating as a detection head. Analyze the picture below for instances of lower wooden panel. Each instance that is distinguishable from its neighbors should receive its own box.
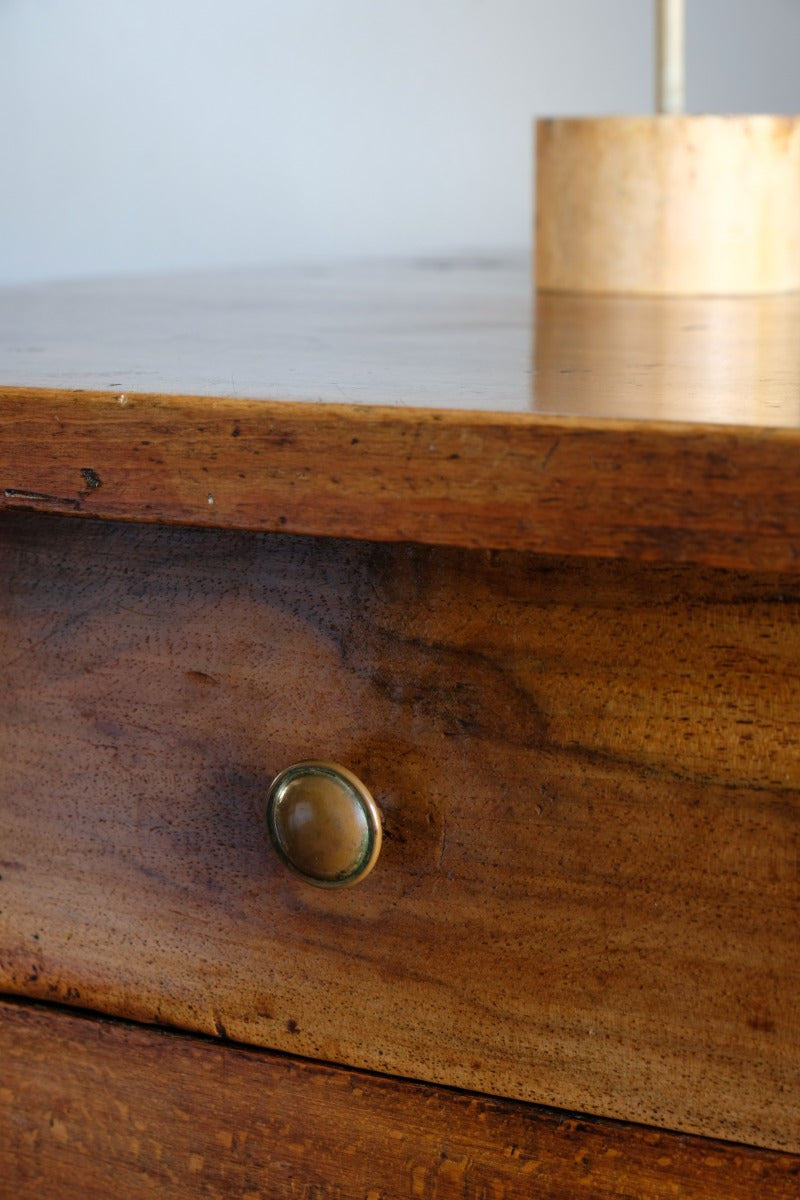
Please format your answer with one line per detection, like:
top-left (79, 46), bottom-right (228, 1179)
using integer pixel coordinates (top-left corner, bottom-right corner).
top-left (2, 999), bottom-right (798, 1200)
top-left (1, 513), bottom-right (799, 1150)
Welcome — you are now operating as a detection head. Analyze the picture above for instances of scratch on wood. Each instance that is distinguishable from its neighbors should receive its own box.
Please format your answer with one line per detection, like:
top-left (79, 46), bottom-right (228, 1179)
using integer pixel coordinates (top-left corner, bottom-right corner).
top-left (436, 817), bottom-right (447, 871)
top-left (541, 438), bottom-right (561, 470)
top-left (2, 604), bottom-right (105, 672)
top-left (3, 488), bottom-right (81, 509)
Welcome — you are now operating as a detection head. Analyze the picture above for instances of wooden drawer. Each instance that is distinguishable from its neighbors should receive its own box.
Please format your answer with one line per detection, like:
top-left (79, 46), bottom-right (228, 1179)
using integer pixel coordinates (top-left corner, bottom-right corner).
top-left (2, 509), bottom-right (798, 1154)
top-left (3, 997), bottom-right (798, 1200)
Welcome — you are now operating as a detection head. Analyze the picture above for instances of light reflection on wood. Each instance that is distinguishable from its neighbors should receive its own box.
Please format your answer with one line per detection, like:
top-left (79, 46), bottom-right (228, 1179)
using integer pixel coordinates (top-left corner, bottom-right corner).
top-left (532, 291), bottom-right (800, 425)
top-left (1, 258), bottom-right (800, 426)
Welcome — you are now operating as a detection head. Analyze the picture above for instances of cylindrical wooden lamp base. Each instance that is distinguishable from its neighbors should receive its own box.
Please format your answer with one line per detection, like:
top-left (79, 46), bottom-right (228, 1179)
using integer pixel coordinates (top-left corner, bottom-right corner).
top-left (535, 115), bottom-right (800, 295)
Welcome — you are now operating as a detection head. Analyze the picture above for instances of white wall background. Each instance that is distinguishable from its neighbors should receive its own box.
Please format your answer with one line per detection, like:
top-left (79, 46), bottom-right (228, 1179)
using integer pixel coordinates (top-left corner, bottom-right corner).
top-left (2, 0), bottom-right (799, 285)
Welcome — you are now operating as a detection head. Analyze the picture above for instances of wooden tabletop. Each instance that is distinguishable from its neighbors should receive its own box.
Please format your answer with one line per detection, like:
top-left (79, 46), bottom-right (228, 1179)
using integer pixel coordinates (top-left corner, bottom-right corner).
top-left (2, 254), bottom-right (800, 423)
top-left (2, 256), bottom-right (800, 571)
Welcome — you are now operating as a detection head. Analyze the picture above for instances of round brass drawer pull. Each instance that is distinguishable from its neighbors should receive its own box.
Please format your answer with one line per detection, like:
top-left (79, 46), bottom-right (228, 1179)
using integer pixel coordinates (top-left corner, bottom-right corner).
top-left (266, 761), bottom-right (382, 888)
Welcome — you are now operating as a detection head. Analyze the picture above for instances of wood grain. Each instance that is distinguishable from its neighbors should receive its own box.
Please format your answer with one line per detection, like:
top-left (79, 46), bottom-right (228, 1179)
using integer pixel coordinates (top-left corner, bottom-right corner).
top-left (4, 999), bottom-right (799, 1200)
top-left (1, 511), bottom-right (798, 1150)
top-left (5, 385), bottom-right (800, 572)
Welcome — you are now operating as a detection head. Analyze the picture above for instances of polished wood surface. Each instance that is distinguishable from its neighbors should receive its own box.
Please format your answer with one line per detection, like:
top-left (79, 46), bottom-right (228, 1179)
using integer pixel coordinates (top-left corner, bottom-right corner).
top-left (1, 257), bottom-right (800, 422)
top-left (5, 385), bottom-right (800, 573)
top-left (3, 999), bottom-right (799, 1200)
top-left (4, 256), bottom-right (800, 573)
top-left (2, 511), bottom-right (798, 1151)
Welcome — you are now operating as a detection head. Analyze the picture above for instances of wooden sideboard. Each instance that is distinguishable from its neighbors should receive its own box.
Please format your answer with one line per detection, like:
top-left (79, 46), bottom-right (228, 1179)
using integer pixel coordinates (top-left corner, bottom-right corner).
top-left (1, 256), bottom-right (799, 1196)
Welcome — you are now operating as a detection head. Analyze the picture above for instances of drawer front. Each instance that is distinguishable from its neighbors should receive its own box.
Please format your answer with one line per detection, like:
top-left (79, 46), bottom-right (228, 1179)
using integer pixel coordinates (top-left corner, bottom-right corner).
top-left (3, 998), bottom-right (799, 1199)
top-left (1, 511), bottom-right (798, 1150)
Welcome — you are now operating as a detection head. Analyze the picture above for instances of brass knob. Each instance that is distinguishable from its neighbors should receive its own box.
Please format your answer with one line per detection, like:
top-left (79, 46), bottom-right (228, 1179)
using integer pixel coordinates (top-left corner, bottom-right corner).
top-left (266, 761), bottom-right (382, 888)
